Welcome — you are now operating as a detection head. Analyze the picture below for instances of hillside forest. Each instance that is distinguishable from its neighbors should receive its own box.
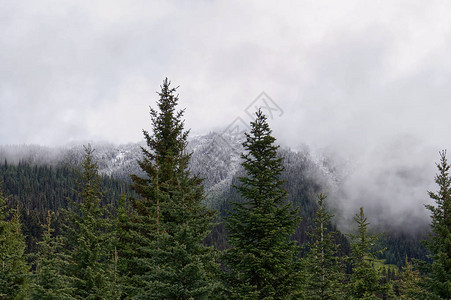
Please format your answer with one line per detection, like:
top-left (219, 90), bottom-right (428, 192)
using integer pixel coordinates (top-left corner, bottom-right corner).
top-left (0, 79), bottom-right (450, 299)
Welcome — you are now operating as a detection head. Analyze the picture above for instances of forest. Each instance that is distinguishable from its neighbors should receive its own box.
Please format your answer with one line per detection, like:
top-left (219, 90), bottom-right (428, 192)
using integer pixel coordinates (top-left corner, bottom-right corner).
top-left (0, 79), bottom-right (450, 299)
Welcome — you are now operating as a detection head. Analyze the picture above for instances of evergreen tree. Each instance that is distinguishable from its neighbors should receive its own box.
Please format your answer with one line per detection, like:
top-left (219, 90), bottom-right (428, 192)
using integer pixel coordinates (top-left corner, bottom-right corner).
top-left (223, 109), bottom-right (302, 299)
top-left (113, 191), bottom-right (132, 298)
top-left (62, 145), bottom-right (116, 299)
top-left (119, 78), bottom-right (217, 299)
top-left (398, 256), bottom-right (428, 299)
top-left (0, 188), bottom-right (29, 299)
top-left (347, 207), bottom-right (391, 299)
top-left (422, 150), bottom-right (451, 299)
top-left (31, 211), bottom-right (73, 300)
top-left (304, 193), bottom-right (345, 299)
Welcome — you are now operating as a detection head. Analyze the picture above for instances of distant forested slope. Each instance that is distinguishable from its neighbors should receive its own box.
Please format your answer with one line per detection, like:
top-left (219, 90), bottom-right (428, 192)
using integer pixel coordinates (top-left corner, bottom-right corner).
top-left (0, 161), bottom-right (130, 253)
top-left (0, 141), bottom-right (429, 268)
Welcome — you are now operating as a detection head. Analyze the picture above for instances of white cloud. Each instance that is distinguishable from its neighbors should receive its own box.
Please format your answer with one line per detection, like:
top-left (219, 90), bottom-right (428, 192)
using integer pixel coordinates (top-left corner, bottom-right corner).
top-left (1, 0), bottom-right (451, 224)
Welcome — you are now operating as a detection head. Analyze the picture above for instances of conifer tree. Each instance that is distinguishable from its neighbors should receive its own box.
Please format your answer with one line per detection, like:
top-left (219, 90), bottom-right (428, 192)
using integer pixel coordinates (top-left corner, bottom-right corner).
top-left (223, 109), bottom-right (302, 299)
top-left (0, 188), bottom-right (29, 299)
top-left (398, 256), bottom-right (428, 299)
top-left (31, 211), bottom-right (73, 300)
top-left (422, 150), bottom-right (451, 299)
top-left (304, 193), bottom-right (344, 299)
top-left (113, 192), bottom-right (132, 298)
top-left (119, 78), bottom-right (217, 299)
top-left (347, 207), bottom-right (391, 299)
top-left (62, 145), bottom-right (116, 299)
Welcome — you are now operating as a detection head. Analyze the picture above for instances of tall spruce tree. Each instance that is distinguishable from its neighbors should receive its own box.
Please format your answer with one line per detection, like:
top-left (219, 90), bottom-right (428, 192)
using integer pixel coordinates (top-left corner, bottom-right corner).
top-left (422, 150), bottom-right (451, 298)
top-left (347, 207), bottom-right (391, 299)
top-left (31, 211), bottom-right (73, 300)
top-left (62, 145), bottom-right (116, 299)
top-left (223, 109), bottom-right (302, 299)
top-left (0, 188), bottom-right (29, 299)
top-left (119, 78), bottom-right (217, 299)
top-left (114, 192), bottom-right (133, 297)
top-left (304, 193), bottom-right (345, 299)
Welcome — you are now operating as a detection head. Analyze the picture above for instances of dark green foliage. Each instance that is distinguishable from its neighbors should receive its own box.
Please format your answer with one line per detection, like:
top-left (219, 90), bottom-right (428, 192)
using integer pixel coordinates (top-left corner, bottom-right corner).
top-left (0, 187), bottom-right (29, 299)
top-left (31, 211), bottom-right (74, 300)
top-left (0, 161), bottom-right (129, 255)
top-left (347, 207), bottom-right (392, 299)
top-left (398, 256), bottom-right (428, 299)
top-left (422, 150), bottom-right (451, 298)
top-left (62, 145), bottom-right (116, 299)
top-left (376, 232), bottom-right (429, 268)
top-left (119, 78), bottom-right (217, 299)
top-left (0, 162), bottom-right (75, 212)
top-left (223, 109), bottom-right (302, 299)
top-left (0, 85), bottom-right (447, 298)
top-left (113, 192), bottom-right (134, 296)
top-left (304, 193), bottom-right (345, 299)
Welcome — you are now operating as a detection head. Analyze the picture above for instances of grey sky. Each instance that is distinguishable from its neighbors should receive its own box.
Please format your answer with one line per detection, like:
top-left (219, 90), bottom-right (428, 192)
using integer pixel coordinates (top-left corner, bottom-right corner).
top-left (1, 1), bottom-right (450, 225)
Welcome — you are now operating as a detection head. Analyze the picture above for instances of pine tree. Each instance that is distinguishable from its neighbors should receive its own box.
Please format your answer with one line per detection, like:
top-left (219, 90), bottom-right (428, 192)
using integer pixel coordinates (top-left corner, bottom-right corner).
top-left (398, 256), bottom-right (428, 299)
top-left (113, 191), bottom-right (131, 298)
top-left (223, 109), bottom-right (302, 299)
top-left (0, 187), bottom-right (29, 299)
top-left (119, 78), bottom-right (217, 299)
top-left (304, 193), bottom-right (345, 299)
top-left (31, 211), bottom-right (73, 300)
top-left (62, 145), bottom-right (116, 299)
top-left (422, 150), bottom-right (451, 299)
top-left (347, 207), bottom-right (391, 299)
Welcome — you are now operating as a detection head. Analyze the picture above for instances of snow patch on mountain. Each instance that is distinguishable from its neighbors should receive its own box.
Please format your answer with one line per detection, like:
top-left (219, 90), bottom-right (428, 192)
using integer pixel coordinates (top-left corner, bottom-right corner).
top-left (0, 131), bottom-right (344, 210)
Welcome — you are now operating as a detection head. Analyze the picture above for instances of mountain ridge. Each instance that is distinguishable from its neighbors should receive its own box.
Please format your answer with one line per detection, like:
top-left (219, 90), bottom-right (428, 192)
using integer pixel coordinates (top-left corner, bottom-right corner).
top-left (0, 130), bottom-right (430, 237)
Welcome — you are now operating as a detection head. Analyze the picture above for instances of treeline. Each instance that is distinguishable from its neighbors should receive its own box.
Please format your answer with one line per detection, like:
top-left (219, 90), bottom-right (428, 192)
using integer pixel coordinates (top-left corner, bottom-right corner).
top-left (0, 160), bottom-right (132, 255)
top-left (0, 160), bottom-right (129, 212)
top-left (0, 79), bottom-right (449, 299)
top-left (0, 146), bottom-right (428, 269)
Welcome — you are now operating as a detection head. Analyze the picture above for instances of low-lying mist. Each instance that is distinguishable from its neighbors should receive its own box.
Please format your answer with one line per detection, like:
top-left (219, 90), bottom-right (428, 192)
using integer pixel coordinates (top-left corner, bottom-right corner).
top-left (295, 134), bottom-right (439, 236)
top-left (0, 132), bottom-right (440, 236)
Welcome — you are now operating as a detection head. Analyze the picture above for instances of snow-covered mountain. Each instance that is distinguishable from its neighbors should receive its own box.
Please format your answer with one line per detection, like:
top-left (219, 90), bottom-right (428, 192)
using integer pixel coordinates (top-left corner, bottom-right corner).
top-left (0, 131), bottom-right (342, 210)
top-left (2, 131), bottom-right (432, 236)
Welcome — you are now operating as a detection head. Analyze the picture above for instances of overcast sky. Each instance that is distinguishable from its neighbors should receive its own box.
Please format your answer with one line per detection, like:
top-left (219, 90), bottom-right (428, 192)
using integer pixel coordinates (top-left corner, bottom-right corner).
top-left (1, 1), bottom-right (450, 226)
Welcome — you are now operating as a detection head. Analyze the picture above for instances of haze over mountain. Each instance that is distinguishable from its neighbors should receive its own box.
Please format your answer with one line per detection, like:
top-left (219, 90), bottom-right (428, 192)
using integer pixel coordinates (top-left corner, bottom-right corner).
top-left (0, 129), bottom-right (433, 235)
top-left (2, 2), bottom-right (451, 297)
top-left (1, 1), bottom-right (448, 239)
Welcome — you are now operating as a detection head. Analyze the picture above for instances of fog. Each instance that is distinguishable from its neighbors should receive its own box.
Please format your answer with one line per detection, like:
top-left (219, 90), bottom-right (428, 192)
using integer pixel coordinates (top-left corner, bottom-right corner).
top-left (1, 1), bottom-right (450, 231)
